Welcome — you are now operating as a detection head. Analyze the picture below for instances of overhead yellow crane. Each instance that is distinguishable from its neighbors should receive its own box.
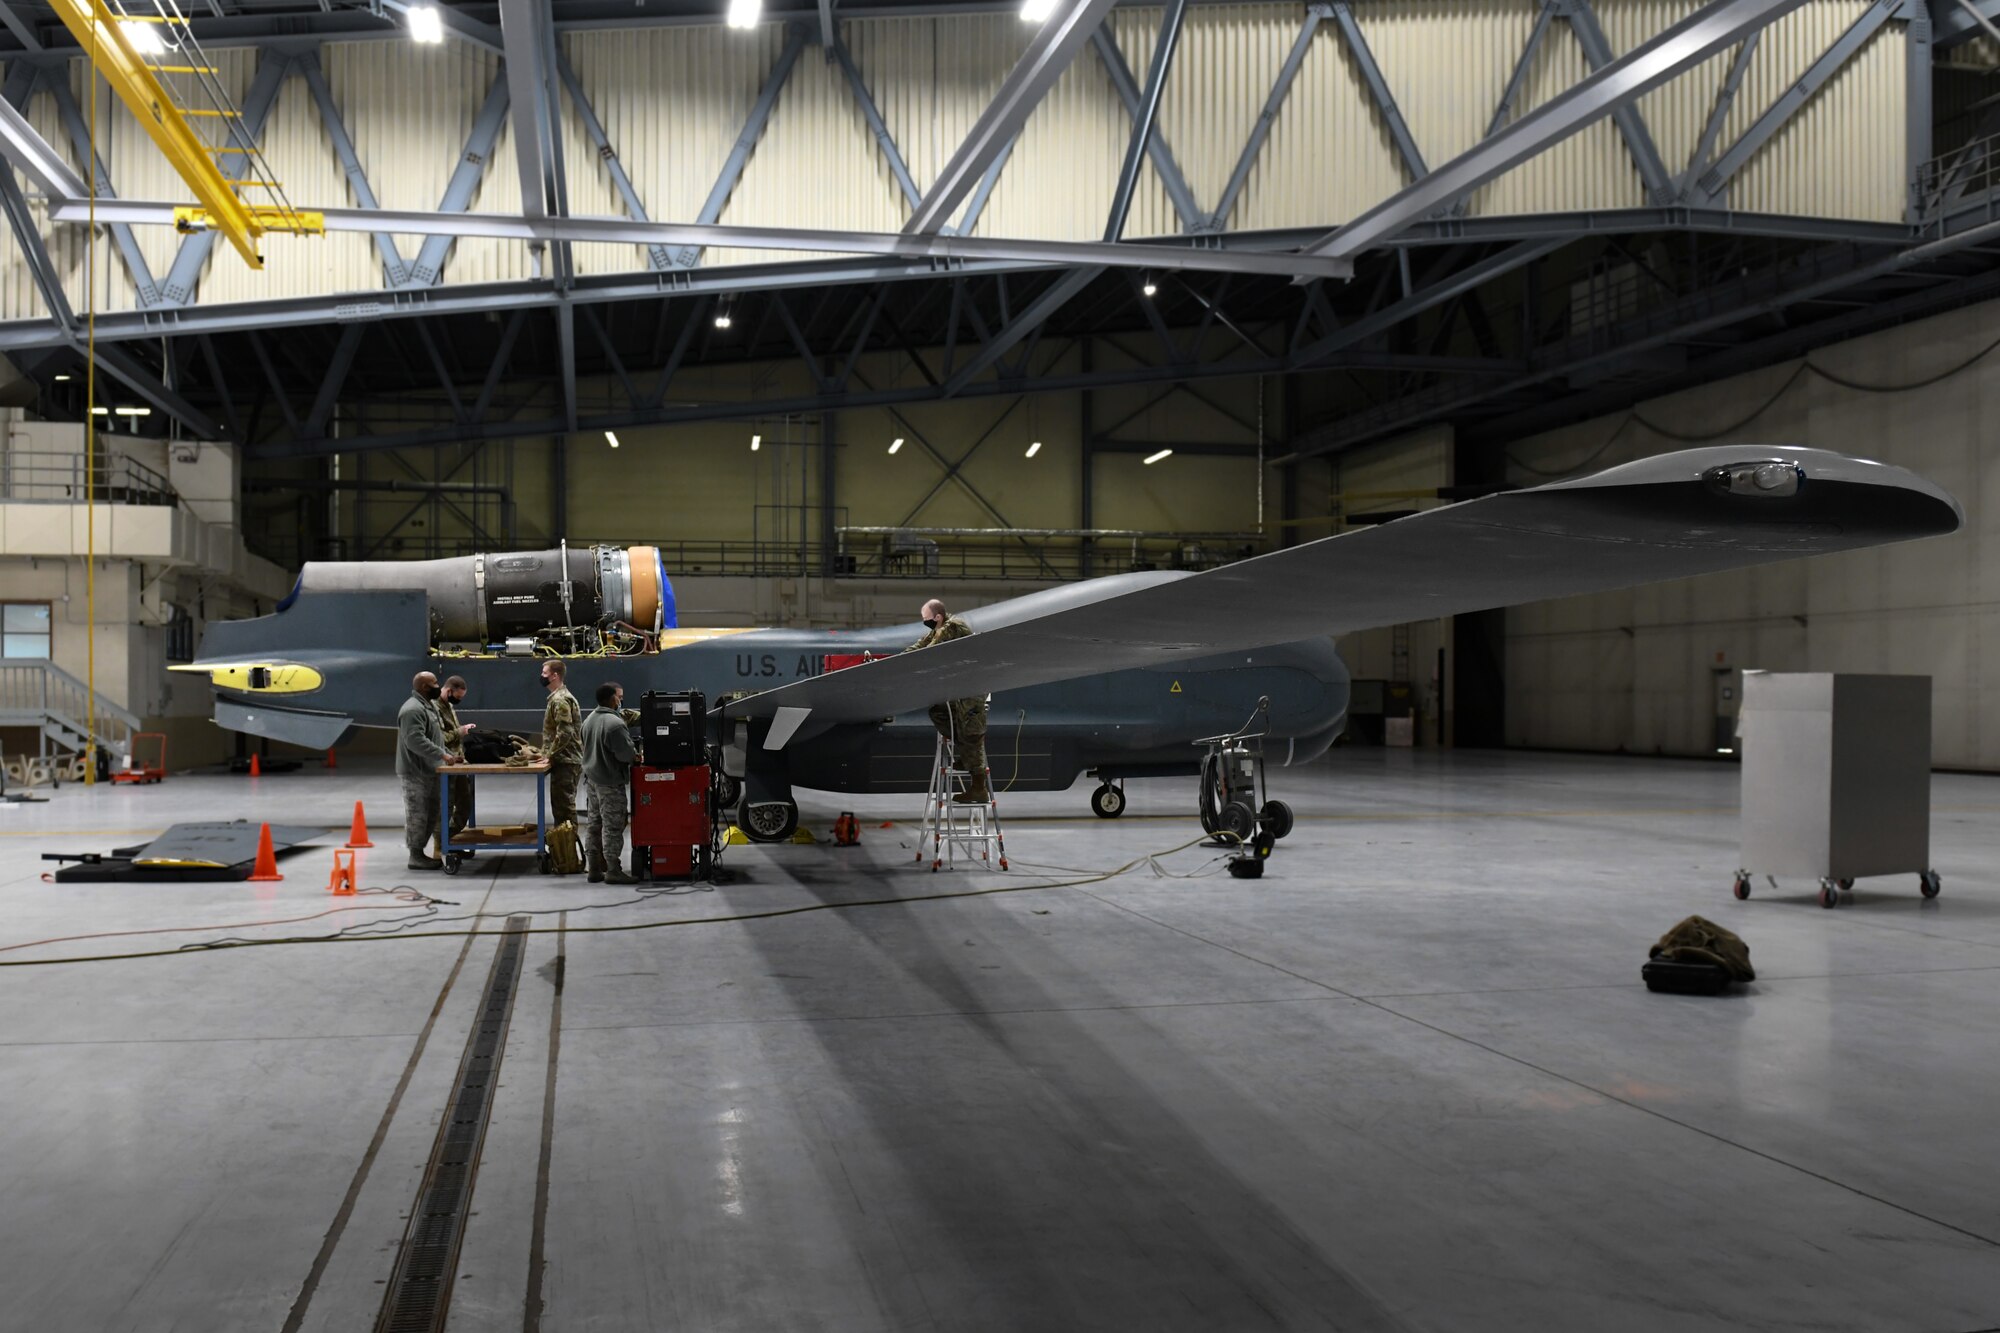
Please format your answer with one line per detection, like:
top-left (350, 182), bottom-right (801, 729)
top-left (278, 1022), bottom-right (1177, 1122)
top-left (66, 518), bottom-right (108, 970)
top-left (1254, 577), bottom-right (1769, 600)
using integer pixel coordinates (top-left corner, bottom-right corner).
top-left (44, 0), bottom-right (320, 267)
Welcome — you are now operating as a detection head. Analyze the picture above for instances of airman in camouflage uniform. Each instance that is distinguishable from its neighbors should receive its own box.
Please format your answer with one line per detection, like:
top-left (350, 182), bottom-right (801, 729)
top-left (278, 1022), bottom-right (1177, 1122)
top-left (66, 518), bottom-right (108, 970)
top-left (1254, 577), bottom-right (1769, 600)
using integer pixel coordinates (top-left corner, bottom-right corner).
top-left (540, 659), bottom-right (585, 833)
top-left (396, 670), bottom-right (461, 869)
top-left (434, 675), bottom-right (475, 843)
top-left (907, 598), bottom-right (989, 803)
top-left (580, 680), bottom-right (637, 884)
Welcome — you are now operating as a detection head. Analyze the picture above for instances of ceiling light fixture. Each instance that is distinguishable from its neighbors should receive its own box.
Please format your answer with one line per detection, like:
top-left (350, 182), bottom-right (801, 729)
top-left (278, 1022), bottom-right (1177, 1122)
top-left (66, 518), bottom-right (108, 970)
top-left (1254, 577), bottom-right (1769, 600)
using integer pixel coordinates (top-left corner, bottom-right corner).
top-left (1143, 448), bottom-right (1172, 465)
top-left (407, 5), bottom-right (444, 43)
top-left (115, 407), bottom-right (152, 416)
top-left (888, 437), bottom-right (904, 455)
top-left (726, 0), bottom-right (760, 28)
top-left (1025, 441), bottom-right (1041, 458)
top-left (1020, 0), bottom-right (1055, 20)
top-left (750, 433), bottom-right (761, 451)
top-left (605, 430), bottom-right (620, 448)
top-left (1141, 273), bottom-right (1158, 298)
top-left (53, 373), bottom-right (70, 381)
top-left (119, 19), bottom-right (165, 53)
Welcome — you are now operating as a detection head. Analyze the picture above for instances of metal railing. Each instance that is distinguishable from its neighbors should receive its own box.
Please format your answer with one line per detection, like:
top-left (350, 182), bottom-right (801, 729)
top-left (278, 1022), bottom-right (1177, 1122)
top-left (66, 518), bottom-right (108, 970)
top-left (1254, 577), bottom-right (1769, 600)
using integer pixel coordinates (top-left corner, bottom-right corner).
top-left (244, 533), bottom-right (1269, 581)
top-left (0, 659), bottom-right (140, 764)
top-left (0, 449), bottom-right (177, 505)
top-left (1917, 131), bottom-right (2000, 227)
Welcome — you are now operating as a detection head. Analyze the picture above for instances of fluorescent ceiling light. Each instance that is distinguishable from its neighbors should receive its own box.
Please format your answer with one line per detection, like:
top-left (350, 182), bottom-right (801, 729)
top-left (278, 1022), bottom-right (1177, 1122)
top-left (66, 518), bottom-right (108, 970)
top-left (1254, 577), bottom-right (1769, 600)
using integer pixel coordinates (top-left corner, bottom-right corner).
top-left (605, 430), bottom-right (620, 448)
top-left (90, 406), bottom-right (108, 414)
top-left (888, 437), bottom-right (904, 454)
top-left (714, 312), bottom-right (732, 329)
top-left (1025, 441), bottom-right (1041, 458)
top-left (119, 19), bottom-right (165, 53)
top-left (750, 433), bottom-right (761, 451)
top-left (115, 407), bottom-right (153, 416)
top-left (407, 4), bottom-right (444, 42)
top-left (53, 373), bottom-right (70, 381)
top-left (1142, 448), bottom-right (1172, 465)
top-left (726, 0), bottom-right (760, 28)
top-left (1020, 0), bottom-right (1055, 20)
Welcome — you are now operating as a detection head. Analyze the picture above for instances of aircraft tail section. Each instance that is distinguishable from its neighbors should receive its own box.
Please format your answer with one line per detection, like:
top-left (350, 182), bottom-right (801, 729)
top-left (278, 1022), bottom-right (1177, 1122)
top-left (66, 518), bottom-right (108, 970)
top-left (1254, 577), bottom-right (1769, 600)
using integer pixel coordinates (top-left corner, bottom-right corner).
top-left (188, 589), bottom-right (432, 735)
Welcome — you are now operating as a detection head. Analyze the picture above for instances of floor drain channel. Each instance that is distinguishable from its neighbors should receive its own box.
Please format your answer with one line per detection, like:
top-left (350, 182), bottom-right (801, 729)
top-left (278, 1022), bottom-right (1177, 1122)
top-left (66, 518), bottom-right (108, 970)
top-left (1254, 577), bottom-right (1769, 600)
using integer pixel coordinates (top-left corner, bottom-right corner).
top-left (375, 917), bottom-right (530, 1333)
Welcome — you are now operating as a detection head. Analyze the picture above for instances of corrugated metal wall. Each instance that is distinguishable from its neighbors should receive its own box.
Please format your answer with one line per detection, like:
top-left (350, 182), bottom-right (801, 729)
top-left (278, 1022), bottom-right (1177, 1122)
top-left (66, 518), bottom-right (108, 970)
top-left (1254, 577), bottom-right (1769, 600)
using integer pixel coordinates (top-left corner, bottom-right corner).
top-left (0, 0), bottom-right (1911, 319)
top-left (1500, 296), bottom-right (1997, 768)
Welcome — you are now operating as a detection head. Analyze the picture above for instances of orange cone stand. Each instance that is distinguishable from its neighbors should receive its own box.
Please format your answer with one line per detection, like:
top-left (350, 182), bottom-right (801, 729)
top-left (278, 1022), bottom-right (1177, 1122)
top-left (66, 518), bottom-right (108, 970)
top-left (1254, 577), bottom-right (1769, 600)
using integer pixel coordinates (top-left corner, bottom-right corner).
top-left (345, 801), bottom-right (374, 849)
top-left (247, 823), bottom-right (282, 882)
top-left (326, 848), bottom-right (356, 895)
top-left (249, 753), bottom-right (262, 777)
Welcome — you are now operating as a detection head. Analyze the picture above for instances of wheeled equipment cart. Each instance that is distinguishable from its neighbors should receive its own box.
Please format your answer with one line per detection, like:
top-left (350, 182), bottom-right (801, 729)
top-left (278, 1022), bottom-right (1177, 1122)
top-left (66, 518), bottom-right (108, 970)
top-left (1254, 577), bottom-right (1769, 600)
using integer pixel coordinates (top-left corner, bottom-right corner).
top-left (1732, 672), bottom-right (1940, 909)
top-left (438, 758), bottom-right (552, 874)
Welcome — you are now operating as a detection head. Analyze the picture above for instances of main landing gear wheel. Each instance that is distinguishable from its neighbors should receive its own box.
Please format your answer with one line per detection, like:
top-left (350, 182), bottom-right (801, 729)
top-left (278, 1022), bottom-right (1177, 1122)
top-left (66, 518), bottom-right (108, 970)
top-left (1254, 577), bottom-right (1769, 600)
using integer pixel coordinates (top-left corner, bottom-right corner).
top-left (738, 797), bottom-right (800, 843)
top-left (1921, 870), bottom-right (1942, 899)
top-left (1817, 879), bottom-right (1840, 909)
top-left (1259, 800), bottom-right (1294, 840)
top-left (1732, 874), bottom-right (1751, 901)
top-left (714, 774), bottom-right (742, 811)
top-left (1090, 783), bottom-right (1126, 819)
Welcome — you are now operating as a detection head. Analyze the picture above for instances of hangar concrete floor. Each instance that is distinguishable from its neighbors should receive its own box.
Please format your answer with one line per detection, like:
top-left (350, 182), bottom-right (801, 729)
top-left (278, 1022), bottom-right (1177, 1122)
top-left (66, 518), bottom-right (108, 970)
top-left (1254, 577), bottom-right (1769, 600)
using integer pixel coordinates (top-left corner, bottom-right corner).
top-left (2, 748), bottom-right (1998, 1332)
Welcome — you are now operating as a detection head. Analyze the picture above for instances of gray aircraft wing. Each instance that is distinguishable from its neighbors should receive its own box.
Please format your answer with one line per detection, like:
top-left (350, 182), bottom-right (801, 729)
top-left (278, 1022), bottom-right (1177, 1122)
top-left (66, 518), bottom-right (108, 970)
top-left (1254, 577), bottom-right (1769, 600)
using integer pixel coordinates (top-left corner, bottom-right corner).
top-left (722, 445), bottom-right (1960, 744)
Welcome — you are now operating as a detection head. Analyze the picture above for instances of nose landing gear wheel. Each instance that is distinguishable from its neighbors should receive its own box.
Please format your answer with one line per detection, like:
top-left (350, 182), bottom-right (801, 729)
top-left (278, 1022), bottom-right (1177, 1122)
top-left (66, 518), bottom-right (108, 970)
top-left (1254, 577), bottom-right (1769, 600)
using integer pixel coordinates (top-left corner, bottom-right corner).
top-left (1090, 783), bottom-right (1125, 819)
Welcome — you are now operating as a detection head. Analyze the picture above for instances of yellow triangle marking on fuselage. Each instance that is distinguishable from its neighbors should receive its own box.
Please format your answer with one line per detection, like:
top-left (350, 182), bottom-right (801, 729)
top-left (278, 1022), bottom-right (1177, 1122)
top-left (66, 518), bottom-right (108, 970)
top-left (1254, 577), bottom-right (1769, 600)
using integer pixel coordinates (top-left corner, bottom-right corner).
top-left (1169, 680), bottom-right (1182, 694)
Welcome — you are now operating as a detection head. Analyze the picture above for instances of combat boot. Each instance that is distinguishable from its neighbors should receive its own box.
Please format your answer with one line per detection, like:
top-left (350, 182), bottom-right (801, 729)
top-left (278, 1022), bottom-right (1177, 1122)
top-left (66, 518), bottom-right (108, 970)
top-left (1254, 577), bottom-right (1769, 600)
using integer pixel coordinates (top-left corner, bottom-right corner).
top-left (604, 861), bottom-right (637, 885)
top-left (586, 853), bottom-right (605, 884)
top-left (954, 775), bottom-right (991, 804)
top-left (407, 854), bottom-right (443, 871)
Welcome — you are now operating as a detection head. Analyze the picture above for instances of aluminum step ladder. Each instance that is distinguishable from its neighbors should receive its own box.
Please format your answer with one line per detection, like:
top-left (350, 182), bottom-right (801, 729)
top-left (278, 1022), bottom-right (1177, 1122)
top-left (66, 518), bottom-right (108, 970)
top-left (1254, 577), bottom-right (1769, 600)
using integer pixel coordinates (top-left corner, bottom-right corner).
top-left (918, 732), bottom-right (1007, 872)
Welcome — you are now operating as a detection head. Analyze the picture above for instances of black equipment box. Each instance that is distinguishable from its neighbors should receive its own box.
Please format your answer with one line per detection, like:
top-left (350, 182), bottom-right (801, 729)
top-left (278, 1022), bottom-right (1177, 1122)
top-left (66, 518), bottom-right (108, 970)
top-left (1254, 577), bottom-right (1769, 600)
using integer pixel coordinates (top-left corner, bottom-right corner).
top-left (1642, 957), bottom-right (1734, 995)
top-left (640, 690), bottom-right (705, 767)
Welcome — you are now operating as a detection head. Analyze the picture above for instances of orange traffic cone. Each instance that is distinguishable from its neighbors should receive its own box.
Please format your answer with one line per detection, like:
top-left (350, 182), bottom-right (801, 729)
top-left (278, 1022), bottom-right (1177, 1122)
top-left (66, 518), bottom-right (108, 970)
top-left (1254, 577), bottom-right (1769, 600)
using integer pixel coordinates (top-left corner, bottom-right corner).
top-left (249, 753), bottom-right (262, 777)
top-left (326, 848), bottom-right (356, 895)
top-left (247, 823), bottom-right (282, 882)
top-left (345, 800), bottom-right (374, 849)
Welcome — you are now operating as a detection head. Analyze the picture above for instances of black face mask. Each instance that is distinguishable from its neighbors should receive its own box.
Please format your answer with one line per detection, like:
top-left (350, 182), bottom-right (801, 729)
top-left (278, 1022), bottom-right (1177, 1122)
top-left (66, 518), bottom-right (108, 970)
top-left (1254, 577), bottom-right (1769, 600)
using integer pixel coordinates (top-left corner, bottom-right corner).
top-left (923, 618), bottom-right (939, 630)
top-left (423, 683), bottom-right (441, 700)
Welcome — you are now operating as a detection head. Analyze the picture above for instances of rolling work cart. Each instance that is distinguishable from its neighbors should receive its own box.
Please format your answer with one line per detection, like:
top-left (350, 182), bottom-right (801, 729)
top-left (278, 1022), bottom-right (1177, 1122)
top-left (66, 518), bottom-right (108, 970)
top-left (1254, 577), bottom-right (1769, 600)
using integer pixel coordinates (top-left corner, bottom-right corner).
top-left (1733, 673), bottom-right (1940, 909)
top-left (439, 758), bottom-right (552, 874)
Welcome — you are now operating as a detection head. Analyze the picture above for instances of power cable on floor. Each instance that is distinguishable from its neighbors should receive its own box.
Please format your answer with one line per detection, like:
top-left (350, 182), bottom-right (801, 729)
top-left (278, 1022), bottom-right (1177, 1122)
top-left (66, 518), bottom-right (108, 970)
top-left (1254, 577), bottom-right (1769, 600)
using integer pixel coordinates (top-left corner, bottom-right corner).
top-left (0, 832), bottom-right (1240, 969)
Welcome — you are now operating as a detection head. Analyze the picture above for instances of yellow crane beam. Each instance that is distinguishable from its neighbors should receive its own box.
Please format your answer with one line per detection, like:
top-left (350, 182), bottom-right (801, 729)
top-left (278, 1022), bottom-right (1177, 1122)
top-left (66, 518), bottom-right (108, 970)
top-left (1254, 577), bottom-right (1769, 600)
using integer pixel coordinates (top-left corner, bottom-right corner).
top-left (45, 0), bottom-right (269, 267)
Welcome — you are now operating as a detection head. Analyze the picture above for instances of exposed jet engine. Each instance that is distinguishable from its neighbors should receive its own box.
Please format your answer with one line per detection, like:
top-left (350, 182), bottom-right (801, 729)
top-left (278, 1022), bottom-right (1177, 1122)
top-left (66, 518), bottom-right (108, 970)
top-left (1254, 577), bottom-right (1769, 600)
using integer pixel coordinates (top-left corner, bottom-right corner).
top-left (288, 544), bottom-right (674, 654)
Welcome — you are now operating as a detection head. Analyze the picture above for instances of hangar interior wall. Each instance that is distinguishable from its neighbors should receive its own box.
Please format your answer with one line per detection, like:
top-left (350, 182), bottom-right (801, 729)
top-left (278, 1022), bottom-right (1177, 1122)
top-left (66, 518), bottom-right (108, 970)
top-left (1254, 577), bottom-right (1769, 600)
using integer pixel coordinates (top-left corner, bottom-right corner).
top-left (1496, 297), bottom-right (1998, 770)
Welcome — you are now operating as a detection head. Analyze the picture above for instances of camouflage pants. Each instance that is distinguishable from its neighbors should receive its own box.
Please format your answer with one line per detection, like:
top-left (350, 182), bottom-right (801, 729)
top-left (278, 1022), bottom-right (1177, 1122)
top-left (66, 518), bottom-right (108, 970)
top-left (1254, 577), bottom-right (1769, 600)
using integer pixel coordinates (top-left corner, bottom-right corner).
top-left (584, 778), bottom-right (629, 873)
top-left (550, 761), bottom-right (582, 827)
top-left (444, 773), bottom-right (472, 836)
top-left (402, 771), bottom-right (440, 859)
top-left (929, 698), bottom-right (988, 791)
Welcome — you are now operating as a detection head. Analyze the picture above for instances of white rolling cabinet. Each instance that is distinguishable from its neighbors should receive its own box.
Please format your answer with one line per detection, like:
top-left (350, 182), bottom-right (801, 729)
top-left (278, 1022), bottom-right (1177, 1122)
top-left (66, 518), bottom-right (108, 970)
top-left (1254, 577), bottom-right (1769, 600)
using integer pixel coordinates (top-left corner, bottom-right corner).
top-left (1732, 672), bottom-right (1941, 909)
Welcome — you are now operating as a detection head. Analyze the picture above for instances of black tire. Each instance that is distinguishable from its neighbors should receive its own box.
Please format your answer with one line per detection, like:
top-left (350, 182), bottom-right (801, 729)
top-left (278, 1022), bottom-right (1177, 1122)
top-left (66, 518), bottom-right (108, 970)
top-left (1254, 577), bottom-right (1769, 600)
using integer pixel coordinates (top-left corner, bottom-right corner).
top-left (1837, 878), bottom-right (1854, 892)
top-left (714, 774), bottom-right (742, 811)
top-left (1091, 783), bottom-right (1125, 819)
top-left (1818, 882), bottom-right (1839, 909)
top-left (444, 855), bottom-right (460, 876)
top-left (1216, 802), bottom-right (1254, 844)
top-left (1259, 800), bottom-right (1294, 840)
top-left (1921, 871), bottom-right (1941, 899)
top-left (738, 797), bottom-right (800, 843)
top-left (537, 852), bottom-right (552, 874)
top-left (1732, 876), bottom-right (1751, 901)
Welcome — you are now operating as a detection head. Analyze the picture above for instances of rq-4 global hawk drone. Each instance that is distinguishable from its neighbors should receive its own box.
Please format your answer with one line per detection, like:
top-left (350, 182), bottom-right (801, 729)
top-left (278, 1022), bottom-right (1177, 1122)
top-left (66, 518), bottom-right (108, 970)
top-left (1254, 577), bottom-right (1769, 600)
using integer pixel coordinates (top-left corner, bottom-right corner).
top-left (181, 446), bottom-right (1960, 841)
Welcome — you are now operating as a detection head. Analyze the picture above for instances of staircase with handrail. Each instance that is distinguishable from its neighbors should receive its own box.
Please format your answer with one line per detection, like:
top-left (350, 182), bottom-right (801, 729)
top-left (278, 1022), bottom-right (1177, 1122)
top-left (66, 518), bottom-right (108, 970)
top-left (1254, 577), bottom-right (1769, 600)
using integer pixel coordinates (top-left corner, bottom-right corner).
top-left (0, 660), bottom-right (139, 775)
